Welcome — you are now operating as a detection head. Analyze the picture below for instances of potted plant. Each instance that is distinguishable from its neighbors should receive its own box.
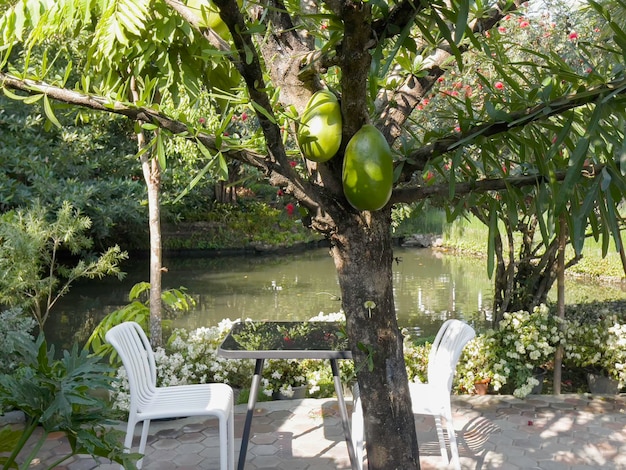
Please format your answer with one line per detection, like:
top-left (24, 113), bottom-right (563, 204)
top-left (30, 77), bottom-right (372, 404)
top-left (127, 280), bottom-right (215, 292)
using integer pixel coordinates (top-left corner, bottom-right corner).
top-left (563, 310), bottom-right (626, 394)
top-left (456, 333), bottom-right (506, 395)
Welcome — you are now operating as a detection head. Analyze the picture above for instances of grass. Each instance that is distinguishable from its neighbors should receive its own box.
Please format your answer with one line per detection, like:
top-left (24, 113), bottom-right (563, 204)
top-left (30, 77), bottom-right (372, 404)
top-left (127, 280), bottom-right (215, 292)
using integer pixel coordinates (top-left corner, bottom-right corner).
top-left (441, 214), bottom-right (625, 280)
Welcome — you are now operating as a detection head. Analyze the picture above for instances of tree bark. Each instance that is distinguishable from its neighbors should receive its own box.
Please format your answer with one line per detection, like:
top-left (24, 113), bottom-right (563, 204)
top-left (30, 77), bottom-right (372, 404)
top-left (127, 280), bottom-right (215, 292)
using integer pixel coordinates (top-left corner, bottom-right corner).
top-left (131, 76), bottom-right (164, 347)
top-left (330, 209), bottom-right (420, 470)
top-left (553, 214), bottom-right (567, 394)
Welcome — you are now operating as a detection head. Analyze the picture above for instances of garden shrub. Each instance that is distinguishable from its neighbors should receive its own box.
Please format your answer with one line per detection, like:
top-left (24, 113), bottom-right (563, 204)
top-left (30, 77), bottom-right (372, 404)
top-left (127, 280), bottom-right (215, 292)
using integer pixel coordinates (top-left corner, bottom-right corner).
top-left (0, 307), bottom-right (36, 375)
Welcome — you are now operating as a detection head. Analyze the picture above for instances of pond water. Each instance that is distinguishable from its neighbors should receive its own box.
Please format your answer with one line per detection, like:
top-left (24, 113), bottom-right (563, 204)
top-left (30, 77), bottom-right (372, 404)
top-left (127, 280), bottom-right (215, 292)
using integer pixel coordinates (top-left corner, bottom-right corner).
top-left (45, 246), bottom-right (625, 350)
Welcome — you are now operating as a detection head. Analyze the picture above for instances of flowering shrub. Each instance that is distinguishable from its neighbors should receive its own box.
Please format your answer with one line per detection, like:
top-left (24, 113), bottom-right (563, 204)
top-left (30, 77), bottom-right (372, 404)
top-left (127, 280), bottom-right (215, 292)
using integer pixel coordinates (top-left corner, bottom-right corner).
top-left (563, 302), bottom-right (626, 388)
top-left (108, 303), bottom-right (625, 411)
top-left (454, 305), bottom-right (564, 398)
top-left (402, 332), bottom-right (430, 383)
top-left (261, 359), bottom-right (308, 398)
top-left (491, 305), bottom-right (564, 398)
top-left (455, 332), bottom-right (507, 394)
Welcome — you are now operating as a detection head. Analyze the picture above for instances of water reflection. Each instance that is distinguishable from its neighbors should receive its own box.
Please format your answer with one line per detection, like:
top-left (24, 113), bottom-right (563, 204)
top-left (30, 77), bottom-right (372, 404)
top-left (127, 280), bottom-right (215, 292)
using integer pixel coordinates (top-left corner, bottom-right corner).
top-left (45, 246), bottom-right (624, 349)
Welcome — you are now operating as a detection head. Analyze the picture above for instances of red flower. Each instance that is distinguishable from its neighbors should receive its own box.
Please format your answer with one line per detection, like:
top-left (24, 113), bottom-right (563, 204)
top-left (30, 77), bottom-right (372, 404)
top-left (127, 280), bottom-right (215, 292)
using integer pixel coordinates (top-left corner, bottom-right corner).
top-left (241, 112), bottom-right (248, 121)
top-left (198, 117), bottom-right (206, 125)
top-left (494, 81), bottom-right (504, 90)
top-left (437, 76), bottom-right (445, 83)
top-left (569, 31), bottom-right (579, 40)
top-left (289, 160), bottom-right (297, 167)
top-left (498, 26), bottom-right (507, 33)
top-left (277, 189), bottom-right (284, 197)
top-left (519, 20), bottom-right (530, 28)
top-left (286, 203), bottom-right (295, 216)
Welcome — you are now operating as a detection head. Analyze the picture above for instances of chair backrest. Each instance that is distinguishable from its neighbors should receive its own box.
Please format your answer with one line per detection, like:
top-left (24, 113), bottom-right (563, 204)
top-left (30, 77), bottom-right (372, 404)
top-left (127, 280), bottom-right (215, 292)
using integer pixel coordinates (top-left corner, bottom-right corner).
top-left (427, 319), bottom-right (476, 392)
top-left (105, 321), bottom-right (157, 413)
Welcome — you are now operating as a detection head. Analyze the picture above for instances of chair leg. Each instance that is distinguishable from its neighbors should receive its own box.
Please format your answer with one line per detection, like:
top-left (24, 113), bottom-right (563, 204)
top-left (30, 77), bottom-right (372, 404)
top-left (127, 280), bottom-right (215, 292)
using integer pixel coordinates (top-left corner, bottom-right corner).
top-left (228, 406), bottom-right (235, 470)
top-left (218, 415), bottom-right (230, 470)
top-left (445, 414), bottom-right (461, 470)
top-left (137, 419), bottom-right (151, 469)
top-left (351, 391), bottom-right (364, 470)
top-left (434, 415), bottom-right (450, 466)
top-left (122, 420), bottom-right (136, 470)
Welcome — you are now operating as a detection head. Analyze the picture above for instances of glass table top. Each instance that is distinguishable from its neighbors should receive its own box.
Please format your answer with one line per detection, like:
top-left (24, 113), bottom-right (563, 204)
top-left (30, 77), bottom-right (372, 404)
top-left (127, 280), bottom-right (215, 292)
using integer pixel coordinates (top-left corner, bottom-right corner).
top-left (218, 321), bottom-right (352, 359)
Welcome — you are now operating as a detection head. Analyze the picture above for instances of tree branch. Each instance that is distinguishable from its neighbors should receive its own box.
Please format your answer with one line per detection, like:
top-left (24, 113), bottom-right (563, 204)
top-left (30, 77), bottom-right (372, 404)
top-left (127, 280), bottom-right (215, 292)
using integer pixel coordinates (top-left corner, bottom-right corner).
top-left (390, 164), bottom-right (605, 205)
top-left (378, 0), bottom-right (526, 142)
top-left (399, 78), bottom-right (626, 177)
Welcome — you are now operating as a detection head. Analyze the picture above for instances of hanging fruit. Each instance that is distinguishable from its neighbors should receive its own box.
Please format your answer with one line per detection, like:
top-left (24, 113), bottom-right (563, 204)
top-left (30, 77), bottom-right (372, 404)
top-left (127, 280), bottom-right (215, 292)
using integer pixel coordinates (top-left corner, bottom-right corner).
top-left (342, 124), bottom-right (393, 211)
top-left (297, 90), bottom-right (342, 163)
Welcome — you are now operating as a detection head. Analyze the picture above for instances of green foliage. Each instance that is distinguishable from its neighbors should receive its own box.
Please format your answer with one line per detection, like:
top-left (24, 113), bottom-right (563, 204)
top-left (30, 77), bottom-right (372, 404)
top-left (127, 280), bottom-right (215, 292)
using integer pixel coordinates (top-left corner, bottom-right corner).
top-left (0, 201), bottom-right (128, 328)
top-left (87, 282), bottom-right (196, 362)
top-left (0, 308), bottom-right (36, 376)
top-left (163, 200), bottom-right (320, 250)
top-left (0, 97), bottom-right (147, 249)
top-left (0, 334), bottom-right (138, 469)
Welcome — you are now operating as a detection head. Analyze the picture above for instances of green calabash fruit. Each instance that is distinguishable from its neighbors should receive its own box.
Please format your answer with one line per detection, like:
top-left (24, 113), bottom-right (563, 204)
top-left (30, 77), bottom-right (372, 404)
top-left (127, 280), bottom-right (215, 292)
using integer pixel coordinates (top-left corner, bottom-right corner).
top-left (342, 124), bottom-right (393, 211)
top-left (297, 90), bottom-right (342, 163)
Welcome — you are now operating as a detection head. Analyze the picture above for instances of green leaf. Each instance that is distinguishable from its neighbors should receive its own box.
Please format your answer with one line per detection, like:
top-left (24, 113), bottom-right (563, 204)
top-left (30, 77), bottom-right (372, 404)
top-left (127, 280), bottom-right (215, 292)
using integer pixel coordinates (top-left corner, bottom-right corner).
top-left (2, 86), bottom-right (27, 101)
top-left (250, 101), bottom-right (276, 124)
top-left (486, 199), bottom-right (498, 278)
top-left (128, 281), bottom-right (150, 301)
top-left (156, 132), bottom-right (166, 171)
top-left (555, 137), bottom-right (589, 213)
top-left (23, 93), bottom-right (43, 104)
top-left (432, 9), bottom-right (464, 71)
top-left (454, 0), bottom-right (470, 45)
top-left (172, 142), bottom-right (226, 204)
top-left (43, 95), bottom-right (62, 128)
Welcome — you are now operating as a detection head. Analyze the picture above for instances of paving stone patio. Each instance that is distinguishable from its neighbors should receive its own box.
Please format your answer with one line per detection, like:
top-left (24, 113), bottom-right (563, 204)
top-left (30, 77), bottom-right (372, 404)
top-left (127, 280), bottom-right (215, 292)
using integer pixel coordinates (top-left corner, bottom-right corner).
top-left (4, 394), bottom-right (626, 469)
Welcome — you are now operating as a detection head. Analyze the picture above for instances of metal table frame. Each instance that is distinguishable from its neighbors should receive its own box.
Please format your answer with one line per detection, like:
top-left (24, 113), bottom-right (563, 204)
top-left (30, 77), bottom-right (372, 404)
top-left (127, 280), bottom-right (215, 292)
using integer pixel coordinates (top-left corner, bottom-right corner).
top-left (218, 321), bottom-right (357, 470)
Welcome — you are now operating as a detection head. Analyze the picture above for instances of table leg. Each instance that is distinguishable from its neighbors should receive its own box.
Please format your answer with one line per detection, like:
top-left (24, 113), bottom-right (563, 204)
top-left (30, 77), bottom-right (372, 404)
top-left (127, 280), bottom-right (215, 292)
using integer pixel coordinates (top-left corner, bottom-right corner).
top-left (331, 359), bottom-right (358, 470)
top-left (238, 358), bottom-right (264, 470)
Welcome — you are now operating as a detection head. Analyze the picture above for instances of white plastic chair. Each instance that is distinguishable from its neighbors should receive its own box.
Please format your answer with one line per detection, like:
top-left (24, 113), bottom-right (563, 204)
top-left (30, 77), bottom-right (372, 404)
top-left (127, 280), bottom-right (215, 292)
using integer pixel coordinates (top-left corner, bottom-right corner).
top-left (351, 319), bottom-right (475, 470)
top-left (106, 321), bottom-right (235, 470)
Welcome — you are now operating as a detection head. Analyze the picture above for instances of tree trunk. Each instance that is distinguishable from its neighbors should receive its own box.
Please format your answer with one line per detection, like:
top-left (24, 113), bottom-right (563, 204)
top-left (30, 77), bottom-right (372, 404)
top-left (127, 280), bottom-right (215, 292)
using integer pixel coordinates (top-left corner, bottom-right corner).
top-left (146, 156), bottom-right (164, 347)
top-left (131, 76), bottom-right (164, 347)
top-left (553, 214), bottom-right (567, 394)
top-left (330, 209), bottom-right (420, 470)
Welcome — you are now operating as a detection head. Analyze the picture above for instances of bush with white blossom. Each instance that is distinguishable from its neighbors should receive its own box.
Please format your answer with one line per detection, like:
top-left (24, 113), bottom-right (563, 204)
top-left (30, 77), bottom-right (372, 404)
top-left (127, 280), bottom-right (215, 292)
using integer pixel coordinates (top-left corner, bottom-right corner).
top-left (563, 301), bottom-right (626, 388)
top-left (491, 305), bottom-right (564, 398)
top-left (455, 332), bottom-right (507, 394)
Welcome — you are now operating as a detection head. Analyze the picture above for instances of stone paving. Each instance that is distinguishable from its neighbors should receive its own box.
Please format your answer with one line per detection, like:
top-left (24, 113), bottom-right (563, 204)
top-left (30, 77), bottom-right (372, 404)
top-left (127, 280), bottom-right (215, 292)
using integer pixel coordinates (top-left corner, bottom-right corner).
top-left (4, 393), bottom-right (626, 469)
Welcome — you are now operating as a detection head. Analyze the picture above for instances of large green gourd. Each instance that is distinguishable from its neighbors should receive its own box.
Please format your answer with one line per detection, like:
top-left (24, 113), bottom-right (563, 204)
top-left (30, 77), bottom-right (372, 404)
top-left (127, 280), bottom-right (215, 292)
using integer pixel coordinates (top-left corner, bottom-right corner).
top-left (297, 90), bottom-right (342, 163)
top-left (342, 124), bottom-right (393, 211)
